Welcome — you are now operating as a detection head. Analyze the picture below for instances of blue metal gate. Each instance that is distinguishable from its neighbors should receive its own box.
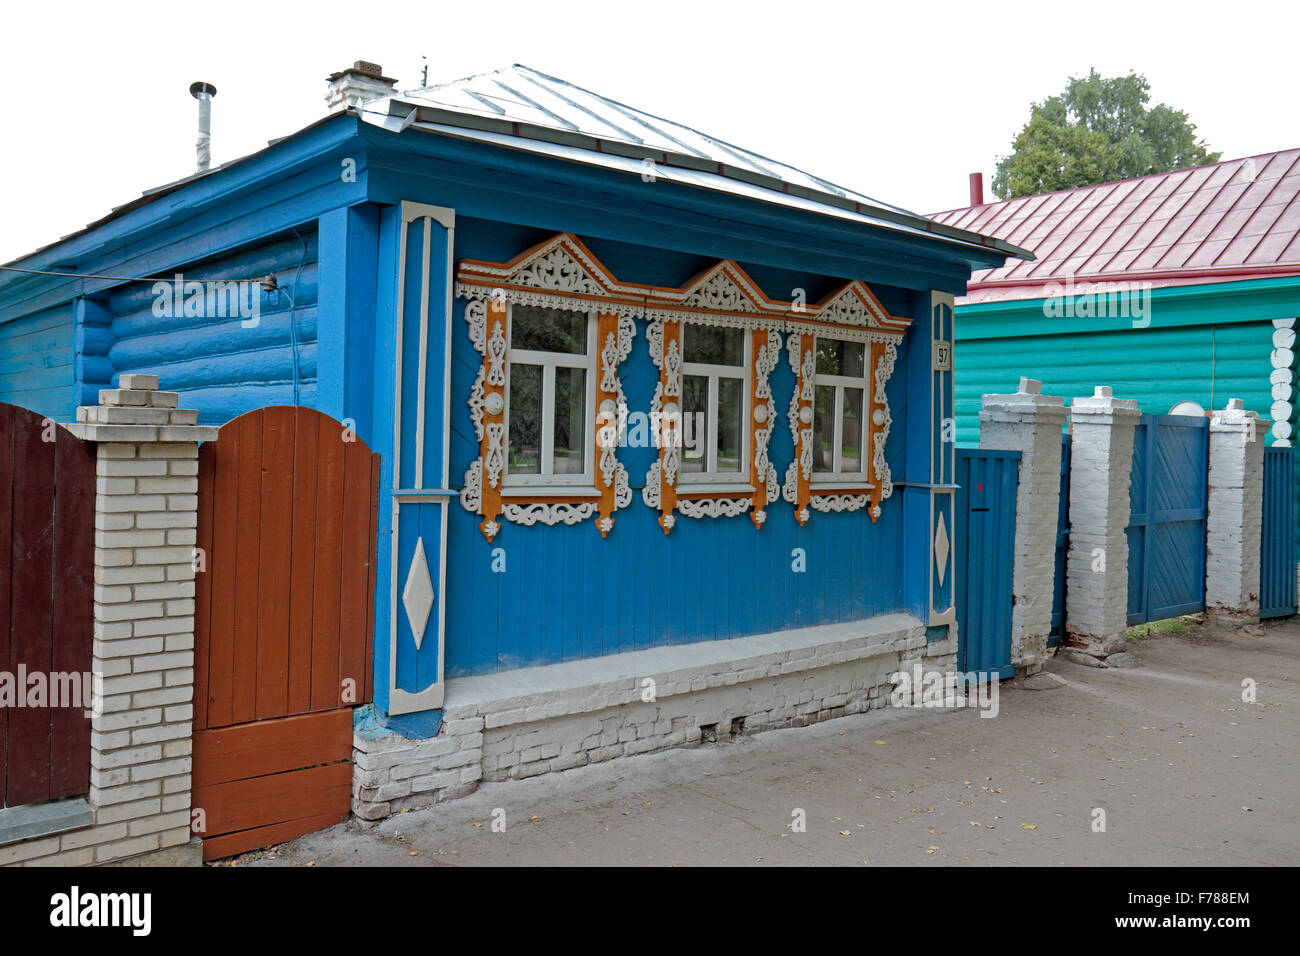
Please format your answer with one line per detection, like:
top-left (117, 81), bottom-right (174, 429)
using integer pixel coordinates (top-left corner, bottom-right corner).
top-left (1126, 414), bottom-right (1209, 626)
top-left (1260, 446), bottom-right (1297, 619)
top-left (955, 449), bottom-right (1020, 678)
top-left (1049, 434), bottom-right (1070, 647)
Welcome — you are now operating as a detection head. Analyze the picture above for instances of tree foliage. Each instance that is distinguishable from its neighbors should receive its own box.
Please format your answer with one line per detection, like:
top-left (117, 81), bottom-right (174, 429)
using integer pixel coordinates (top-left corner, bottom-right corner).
top-left (991, 70), bottom-right (1220, 200)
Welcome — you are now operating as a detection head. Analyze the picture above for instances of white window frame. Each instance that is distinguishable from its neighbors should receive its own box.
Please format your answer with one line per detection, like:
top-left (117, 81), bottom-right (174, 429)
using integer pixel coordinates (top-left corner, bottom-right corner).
top-left (502, 303), bottom-right (598, 490)
top-left (811, 335), bottom-right (872, 486)
top-left (678, 325), bottom-right (751, 487)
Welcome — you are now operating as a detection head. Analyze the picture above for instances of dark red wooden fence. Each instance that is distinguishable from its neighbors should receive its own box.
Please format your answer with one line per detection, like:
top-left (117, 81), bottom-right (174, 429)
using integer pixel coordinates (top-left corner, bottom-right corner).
top-left (0, 402), bottom-right (95, 808)
top-left (192, 406), bottom-right (378, 859)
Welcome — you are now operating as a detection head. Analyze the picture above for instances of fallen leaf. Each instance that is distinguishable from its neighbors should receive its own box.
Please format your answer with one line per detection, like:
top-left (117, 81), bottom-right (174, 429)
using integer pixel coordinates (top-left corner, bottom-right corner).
top-left (875, 740), bottom-right (888, 745)
top-left (839, 830), bottom-right (851, 836)
top-left (1021, 824), bottom-right (1037, 830)
top-left (408, 851), bottom-right (418, 857)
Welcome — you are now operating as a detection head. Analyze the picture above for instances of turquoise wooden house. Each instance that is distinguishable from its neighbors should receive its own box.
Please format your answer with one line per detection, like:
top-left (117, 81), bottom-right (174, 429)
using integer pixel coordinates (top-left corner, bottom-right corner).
top-left (0, 63), bottom-right (1026, 828)
top-left (932, 152), bottom-right (1300, 574)
top-left (931, 152), bottom-right (1300, 448)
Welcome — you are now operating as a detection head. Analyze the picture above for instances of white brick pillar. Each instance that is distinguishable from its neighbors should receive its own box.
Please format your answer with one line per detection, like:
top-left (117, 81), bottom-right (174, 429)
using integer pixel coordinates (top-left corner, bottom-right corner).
top-left (1065, 386), bottom-right (1140, 657)
top-left (68, 374), bottom-right (218, 865)
top-left (1206, 398), bottom-right (1268, 624)
top-left (979, 377), bottom-right (1068, 675)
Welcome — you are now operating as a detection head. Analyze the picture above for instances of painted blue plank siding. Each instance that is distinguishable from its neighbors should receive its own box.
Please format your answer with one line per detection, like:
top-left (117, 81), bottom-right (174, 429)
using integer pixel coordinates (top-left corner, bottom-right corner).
top-left (0, 302), bottom-right (75, 419)
top-left (437, 224), bottom-right (916, 677)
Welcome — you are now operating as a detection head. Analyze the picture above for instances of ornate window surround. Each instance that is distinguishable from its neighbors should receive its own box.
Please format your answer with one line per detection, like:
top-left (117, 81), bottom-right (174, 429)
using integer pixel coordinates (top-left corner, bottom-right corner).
top-left (455, 232), bottom-right (911, 537)
top-left (782, 283), bottom-right (908, 526)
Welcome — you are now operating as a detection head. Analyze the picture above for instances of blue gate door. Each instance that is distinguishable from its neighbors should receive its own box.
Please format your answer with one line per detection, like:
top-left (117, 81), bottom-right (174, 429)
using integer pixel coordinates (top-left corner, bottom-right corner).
top-left (955, 449), bottom-right (1020, 678)
top-left (1260, 446), bottom-right (1297, 619)
top-left (1126, 414), bottom-right (1209, 626)
top-left (1049, 434), bottom-right (1070, 647)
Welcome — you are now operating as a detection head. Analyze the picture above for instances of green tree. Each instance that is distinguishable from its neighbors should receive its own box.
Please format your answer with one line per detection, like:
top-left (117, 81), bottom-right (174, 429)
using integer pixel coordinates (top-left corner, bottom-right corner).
top-left (991, 70), bottom-right (1220, 200)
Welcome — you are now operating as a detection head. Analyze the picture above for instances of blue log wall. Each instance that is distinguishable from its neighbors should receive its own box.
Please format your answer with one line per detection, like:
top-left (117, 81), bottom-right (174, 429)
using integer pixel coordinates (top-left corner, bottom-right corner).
top-left (105, 230), bottom-right (320, 423)
top-left (0, 302), bottom-right (75, 419)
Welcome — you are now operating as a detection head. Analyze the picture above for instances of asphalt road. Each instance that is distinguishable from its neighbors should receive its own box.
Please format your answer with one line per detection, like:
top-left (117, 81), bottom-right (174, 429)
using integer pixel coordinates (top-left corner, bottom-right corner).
top-left (245, 616), bottom-right (1298, 866)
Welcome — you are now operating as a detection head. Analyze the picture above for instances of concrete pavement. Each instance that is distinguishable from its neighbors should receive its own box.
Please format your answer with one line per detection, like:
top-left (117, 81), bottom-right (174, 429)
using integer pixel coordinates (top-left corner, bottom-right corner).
top-left (243, 616), bottom-right (1299, 867)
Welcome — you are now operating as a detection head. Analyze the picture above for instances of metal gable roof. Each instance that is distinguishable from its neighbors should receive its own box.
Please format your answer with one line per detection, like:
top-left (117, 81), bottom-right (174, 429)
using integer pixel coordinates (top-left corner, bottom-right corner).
top-left (929, 148), bottom-right (1300, 304)
top-left (359, 64), bottom-right (1031, 264)
top-left (2, 64), bottom-right (1031, 281)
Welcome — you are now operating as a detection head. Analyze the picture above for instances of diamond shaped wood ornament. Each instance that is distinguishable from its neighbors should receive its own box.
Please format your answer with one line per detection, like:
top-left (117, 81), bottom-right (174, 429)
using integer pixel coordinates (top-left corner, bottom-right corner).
top-left (934, 512), bottom-right (950, 588)
top-left (402, 537), bottom-right (435, 651)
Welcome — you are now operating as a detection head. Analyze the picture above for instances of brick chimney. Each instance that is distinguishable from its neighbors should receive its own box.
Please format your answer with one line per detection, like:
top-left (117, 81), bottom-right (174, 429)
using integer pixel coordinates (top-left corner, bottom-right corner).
top-left (326, 60), bottom-right (398, 112)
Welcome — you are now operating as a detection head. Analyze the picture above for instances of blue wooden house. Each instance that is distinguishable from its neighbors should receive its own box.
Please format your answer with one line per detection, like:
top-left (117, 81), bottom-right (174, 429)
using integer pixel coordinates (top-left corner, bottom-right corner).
top-left (0, 63), bottom-right (1026, 809)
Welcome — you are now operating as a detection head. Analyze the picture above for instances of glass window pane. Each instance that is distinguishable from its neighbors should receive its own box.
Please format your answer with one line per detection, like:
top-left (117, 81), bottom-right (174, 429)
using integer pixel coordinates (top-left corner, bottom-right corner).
top-left (512, 305), bottom-right (587, 354)
top-left (552, 367), bottom-right (586, 475)
top-left (684, 325), bottom-right (745, 366)
top-left (680, 375), bottom-right (707, 473)
top-left (841, 388), bottom-right (864, 473)
top-left (816, 338), bottom-right (865, 378)
top-left (508, 363), bottom-right (541, 474)
top-left (716, 377), bottom-right (744, 472)
top-left (813, 385), bottom-right (835, 472)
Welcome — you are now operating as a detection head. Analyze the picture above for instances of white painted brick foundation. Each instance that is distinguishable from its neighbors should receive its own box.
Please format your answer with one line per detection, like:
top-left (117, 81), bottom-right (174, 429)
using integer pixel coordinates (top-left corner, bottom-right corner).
top-left (1206, 399), bottom-right (1268, 623)
top-left (979, 377), bottom-right (1067, 674)
top-left (1, 376), bottom-right (213, 866)
top-left (353, 613), bottom-right (952, 819)
top-left (1065, 386), bottom-right (1140, 657)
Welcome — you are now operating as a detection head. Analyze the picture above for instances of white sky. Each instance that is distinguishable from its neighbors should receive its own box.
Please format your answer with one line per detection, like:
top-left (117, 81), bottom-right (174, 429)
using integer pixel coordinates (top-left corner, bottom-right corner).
top-left (1, 0), bottom-right (1297, 265)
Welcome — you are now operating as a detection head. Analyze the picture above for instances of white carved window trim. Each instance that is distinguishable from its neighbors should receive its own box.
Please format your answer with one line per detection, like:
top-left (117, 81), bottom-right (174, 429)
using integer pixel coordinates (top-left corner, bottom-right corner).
top-left (502, 303), bottom-right (599, 490)
top-left (678, 326), bottom-right (752, 489)
top-left (457, 234), bottom-right (909, 535)
top-left (644, 318), bottom-right (782, 530)
top-left (810, 334), bottom-right (873, 489)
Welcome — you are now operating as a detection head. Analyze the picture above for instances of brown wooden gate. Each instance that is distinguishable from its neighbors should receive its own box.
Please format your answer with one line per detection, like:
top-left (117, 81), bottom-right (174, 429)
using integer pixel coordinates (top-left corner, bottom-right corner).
top-left (192, 407), bottom-right (379, 860)
top-left (0, 402), bottom-right (95, 808)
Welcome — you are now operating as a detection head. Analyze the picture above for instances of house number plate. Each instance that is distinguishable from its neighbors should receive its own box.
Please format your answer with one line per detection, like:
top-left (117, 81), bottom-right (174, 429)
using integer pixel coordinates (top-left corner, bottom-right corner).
top-left (932, 340), bottom-right (953, 371)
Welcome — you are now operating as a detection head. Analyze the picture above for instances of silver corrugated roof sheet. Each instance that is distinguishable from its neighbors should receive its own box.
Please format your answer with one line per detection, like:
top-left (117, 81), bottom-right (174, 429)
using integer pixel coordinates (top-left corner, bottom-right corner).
top-left (360, 65), bottom-right (1031, 262)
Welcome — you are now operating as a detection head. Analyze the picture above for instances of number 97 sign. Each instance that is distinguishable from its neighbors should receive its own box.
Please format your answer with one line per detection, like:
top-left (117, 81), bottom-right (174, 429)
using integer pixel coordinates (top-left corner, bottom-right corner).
top-left (932, 340), bottom-right (953, 372)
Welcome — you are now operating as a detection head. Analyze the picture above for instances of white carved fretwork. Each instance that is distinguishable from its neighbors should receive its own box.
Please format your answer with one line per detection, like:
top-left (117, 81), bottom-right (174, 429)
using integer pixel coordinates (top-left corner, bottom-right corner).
top-left (510, 246), bottom-right (603, 295)
top-left (458, 233), bottom-right (914, 535)
top-left (682, 269), bottom-right (760, 313)
top-left (872, 342), bottom-right (898, 506)
top-left (678, 497), bottom-right (751, 519)
top-left (502, 501), bottom-right (598, 527)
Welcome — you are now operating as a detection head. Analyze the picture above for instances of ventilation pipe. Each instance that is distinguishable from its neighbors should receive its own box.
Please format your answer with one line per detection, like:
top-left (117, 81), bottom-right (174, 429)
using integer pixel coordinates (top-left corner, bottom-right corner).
top-left (189, 81), bottom-right (217, 174)
top-left (969, 172), bottom-right (985, 207)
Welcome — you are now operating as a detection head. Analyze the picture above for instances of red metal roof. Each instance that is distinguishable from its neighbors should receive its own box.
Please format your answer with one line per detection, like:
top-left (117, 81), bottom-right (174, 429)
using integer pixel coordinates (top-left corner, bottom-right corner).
top-left (929, 149), bottom-right (1300, 304)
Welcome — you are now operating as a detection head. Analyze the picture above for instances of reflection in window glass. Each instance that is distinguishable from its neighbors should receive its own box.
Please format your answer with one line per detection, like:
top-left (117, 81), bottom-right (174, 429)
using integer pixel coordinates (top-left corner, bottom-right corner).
top-left (816, 338), bottom-right (865, 377)
top-left (509, 363), bottom-right (542, 473)
top-left (717, 377), bottom-right (744, 472)
top-left (681, 375), bottom-right (707, 473)
top-left (684, 325), bottom-right (745, 366)
top-left (842, 388), bottom-right (864, 473)
top-left (552, 367), bottom-right (586, 475)
top-left (511, 305), bottom-right (587, 354)
top-left (813, 385), bottom-right (835, 472)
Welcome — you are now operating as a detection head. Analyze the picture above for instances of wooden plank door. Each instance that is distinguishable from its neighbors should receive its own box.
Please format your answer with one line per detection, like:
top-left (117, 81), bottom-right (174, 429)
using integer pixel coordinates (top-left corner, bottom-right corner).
top-left (192, 407), bottom-right (379, 859)
top-left (0, 403), bottom-right (95, 808)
